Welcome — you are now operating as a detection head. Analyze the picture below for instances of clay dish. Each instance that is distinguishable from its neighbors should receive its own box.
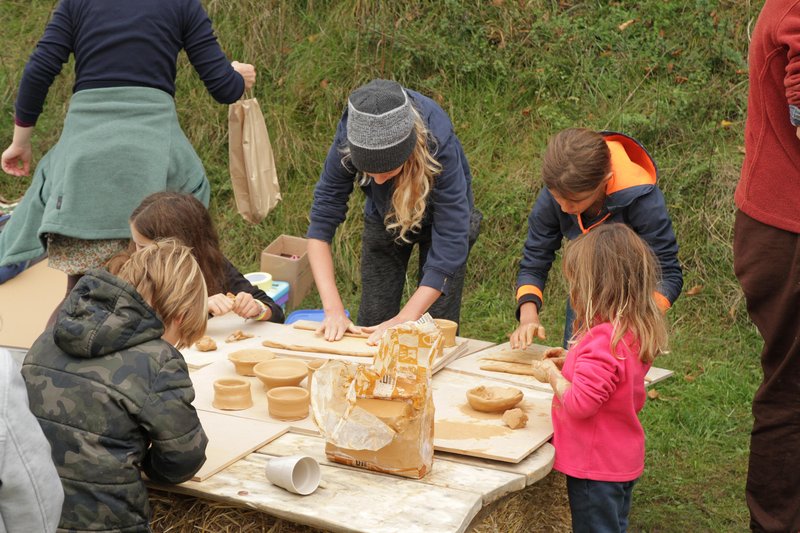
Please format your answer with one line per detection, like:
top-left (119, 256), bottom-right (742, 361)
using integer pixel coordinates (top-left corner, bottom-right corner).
top-left (253, 358), bottom-right (308, 389)
top-left (466, 385), bottom-right (524, 413)
top-left (434, 318), bottom-right (458, 348)
top-left (228, 348), bottom-right (276, 376)
top-left (267, 386), bottom-right (310, 421)
top-left (212, 378), bottom-right (253, 410)
top-left (305, 359), bottom-right (328, 390)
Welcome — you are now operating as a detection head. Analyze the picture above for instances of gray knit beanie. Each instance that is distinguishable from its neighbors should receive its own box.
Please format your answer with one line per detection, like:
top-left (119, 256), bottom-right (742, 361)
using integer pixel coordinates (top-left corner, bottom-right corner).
top-left (346, 79), bottom-right (417, 174)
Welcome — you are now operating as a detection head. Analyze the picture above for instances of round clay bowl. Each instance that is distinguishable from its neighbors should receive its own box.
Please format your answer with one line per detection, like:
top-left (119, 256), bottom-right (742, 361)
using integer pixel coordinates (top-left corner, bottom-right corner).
top-left (228, 348), bottom-right (276, 376)
top-left (466, 385), bottom-right (523, 413)
top-left (434, 318), bottom-right (458, 348)
top-left (212, 378), bottom-right (253, 410)
top-left (253, 358), bottom-right (308, 389)
top-left (305, 359), bottom-right (328, 390)
top-left (267, 386), bottom-right (310, 420)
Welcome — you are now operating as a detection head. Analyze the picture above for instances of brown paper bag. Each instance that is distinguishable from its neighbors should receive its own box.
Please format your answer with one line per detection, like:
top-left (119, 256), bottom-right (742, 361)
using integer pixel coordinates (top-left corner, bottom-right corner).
top-left (311, 316), bottom-right (443, 479)
top-left (228, 98), bottom-right (281, 224)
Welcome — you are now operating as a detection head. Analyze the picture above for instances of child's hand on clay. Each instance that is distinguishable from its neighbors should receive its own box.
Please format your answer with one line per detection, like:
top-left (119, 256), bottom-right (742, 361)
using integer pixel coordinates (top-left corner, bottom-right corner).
top-left (543, 347), bottom-right (567, 370)
top-left (530, 359), bottom-right (560, 383)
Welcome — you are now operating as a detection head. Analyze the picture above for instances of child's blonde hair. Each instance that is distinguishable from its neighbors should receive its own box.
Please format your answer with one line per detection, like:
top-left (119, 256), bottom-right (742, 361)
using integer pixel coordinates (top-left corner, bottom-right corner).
top-left (345, 108), bottom-right (442, 242)
top-left (117, 238), bottom-right (208, 349)
top-left (562, 224), bottom-right (667, 363)
top-left (542, 128), bottom-right (610, 196)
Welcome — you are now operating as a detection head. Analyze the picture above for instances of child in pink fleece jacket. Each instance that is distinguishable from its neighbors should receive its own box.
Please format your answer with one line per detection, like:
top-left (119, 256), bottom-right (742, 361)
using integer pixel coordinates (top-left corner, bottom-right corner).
top-left (531, 223), bottom-right (668, 532)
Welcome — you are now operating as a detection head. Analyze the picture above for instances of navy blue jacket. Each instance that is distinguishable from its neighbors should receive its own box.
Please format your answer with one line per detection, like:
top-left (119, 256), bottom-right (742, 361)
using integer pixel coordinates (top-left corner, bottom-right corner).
top-left (516, 132), bottom-right (683, 314)
top-left (15, 0), bottom-right (243, 125)
top-left (307, 89), bottom-right (474, 293)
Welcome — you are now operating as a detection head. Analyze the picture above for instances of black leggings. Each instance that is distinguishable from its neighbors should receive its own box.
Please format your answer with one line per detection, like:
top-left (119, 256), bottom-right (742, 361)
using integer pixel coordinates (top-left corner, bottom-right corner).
top-left (357, 210), bottom-right (481, 329)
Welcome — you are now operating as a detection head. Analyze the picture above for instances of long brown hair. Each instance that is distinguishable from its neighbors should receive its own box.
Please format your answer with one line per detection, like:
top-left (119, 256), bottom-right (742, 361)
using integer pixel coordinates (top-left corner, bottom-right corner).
top-left (129, 192), bottom-right (227, 295)
top-left (562, 223), bottom-right (667, 363)
top-left (542, 128), bottom-right (611, 196)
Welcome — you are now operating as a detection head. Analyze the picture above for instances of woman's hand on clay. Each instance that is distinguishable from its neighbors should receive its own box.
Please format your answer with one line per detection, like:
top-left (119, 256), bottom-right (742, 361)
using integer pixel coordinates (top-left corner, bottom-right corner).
top-left (362, 316), bottom-right (407, 346)
top-left (543, 347), bottom-right (567, 370)
top-left (315, 310), bottom-right (361, 342)
top-left (509, 321), bottom-right (547, 350)
top-left (1, 142), bottom-right (32, 176)
top-left (230, 292), bottom-right (265, 320)
top-left (232, 61), bottom-right (256, 90)
top-left (208, 293), bottom-right (234, 316)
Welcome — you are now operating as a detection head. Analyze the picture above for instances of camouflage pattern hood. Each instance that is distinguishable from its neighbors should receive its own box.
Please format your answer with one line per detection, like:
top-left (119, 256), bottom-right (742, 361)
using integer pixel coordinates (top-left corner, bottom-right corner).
top-left (54, 268), bottom-right (164, 358)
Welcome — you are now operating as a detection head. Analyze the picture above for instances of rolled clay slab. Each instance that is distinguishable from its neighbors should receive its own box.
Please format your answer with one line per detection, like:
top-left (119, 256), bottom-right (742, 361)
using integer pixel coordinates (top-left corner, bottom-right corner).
top-left (466, 385), bottom-right (524, 413)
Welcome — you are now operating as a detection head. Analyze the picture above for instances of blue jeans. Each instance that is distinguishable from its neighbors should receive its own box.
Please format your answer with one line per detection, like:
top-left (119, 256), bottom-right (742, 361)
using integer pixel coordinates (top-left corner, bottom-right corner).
top-left (563, 299), bottom-right (576, 349)
top-left (566, 476), bottom-right (637, 533)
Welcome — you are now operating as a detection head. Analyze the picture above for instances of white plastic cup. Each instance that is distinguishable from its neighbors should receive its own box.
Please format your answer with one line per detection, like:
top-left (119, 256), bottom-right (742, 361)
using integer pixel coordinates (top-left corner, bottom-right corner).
top-left (264, 455), bottom-right (320, 495)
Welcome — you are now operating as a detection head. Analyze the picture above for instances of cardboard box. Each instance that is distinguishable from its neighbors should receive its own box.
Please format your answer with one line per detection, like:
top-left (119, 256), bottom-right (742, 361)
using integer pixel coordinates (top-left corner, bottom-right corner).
top-left (260, 235), bottom-right (314, 310)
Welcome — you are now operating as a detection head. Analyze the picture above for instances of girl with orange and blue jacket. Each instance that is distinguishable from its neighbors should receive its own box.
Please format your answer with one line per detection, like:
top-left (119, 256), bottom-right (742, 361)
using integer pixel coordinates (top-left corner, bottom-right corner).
top-left (510, 128), bottom-right (683, 349)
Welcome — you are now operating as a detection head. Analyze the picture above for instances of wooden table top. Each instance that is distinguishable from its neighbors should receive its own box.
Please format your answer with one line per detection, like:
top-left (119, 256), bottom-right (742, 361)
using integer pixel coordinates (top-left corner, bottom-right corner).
top-left (152, 320), bottom-right (560, 533)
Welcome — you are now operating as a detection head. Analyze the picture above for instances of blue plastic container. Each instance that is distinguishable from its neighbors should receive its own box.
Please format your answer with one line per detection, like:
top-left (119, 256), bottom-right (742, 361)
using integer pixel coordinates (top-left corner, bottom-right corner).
top-left (285, 308), bottom-right (350, 324)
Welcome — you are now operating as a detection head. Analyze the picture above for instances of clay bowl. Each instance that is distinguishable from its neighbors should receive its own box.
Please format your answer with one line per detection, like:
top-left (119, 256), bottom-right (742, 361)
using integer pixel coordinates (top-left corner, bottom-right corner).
top-left (466, 385), bottom-right (524, 413)
top-left (305, 359), bottom-right (328, 390)
top-left (267, 386), bottom-right (310, 421)
top-left (212, 378), bottom-right (253, 410)
top-left (434, 318), bottom-right (458, 348)
top-left (253, 358), bottom-right (308, 389)
top-left (228, 348), bottom-right (276, 376)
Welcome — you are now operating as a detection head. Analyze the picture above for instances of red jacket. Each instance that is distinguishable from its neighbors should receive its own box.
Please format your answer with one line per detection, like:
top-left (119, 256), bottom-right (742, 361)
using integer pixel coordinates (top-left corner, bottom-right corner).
top-left (737, 1), bottom-right (800, 233)
top-left (552, 323), bottom-right (652, 482)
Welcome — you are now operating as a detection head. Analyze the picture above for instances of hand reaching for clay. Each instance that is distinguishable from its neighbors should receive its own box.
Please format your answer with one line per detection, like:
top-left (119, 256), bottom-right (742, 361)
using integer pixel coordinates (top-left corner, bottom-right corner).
top-left (509, 302), bottom-right (546, 350)
top-left (530, 358), bottom-right (560, 383)
top-left (362, 315), bottom-right (406, 346)
top-left (542, 347), bottom-right (567, 370)
top-left (531, 358), bottom-right (570, 399)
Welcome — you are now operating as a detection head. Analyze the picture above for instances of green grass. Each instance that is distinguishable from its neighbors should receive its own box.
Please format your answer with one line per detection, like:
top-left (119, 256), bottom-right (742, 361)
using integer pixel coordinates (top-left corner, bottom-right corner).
top-left (1, 1), bottom-right (764, 530)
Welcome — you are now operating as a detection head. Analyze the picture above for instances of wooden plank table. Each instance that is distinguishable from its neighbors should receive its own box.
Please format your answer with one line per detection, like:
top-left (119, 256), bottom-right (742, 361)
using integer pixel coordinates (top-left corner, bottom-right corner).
top-left (150, 328), bottom-right (557, 533)
top-left (150, 432), bottom-right (555, 533)
top-left (180, 315), bottom-right (494, 372)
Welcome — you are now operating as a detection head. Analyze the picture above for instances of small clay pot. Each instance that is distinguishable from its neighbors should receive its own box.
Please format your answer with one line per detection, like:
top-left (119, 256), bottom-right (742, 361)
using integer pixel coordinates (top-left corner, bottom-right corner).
top-left (434, 319), bottom-right (458, 348)
top-left (305, 359), bottom-right (328, 390)
top-left (267, 386), bottom-right (310, 421)
top-left (212, 378), bottom-right (253, 410)
top-left (228, 348), bottom-right (276, 376)
top-left (466, 385), bottom-right (523, 413)
top-left (253, 358), bottom-right (308, 389)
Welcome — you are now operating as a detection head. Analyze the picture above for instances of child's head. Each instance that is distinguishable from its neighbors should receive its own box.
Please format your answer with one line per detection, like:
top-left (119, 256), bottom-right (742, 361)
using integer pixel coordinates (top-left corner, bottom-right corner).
top-left (562, 223), bottom-right (667, 362)
top-left (344, 79), bottom-right (441, 242)
top-left (117, 238), bottom-right (207, 349)
top-left (129, 192), bottom-right (226, 295)
top-left (542, 128), bottom-right (611, 214)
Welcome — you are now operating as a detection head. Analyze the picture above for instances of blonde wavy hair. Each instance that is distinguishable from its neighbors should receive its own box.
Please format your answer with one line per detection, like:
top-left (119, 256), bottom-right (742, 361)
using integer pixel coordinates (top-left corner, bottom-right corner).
top-left (117, 238), bottom-right (208, 349)
top-left (346, 107), bottom-right (442, 242)
top-left (562, 224), bottom-right (667, 363)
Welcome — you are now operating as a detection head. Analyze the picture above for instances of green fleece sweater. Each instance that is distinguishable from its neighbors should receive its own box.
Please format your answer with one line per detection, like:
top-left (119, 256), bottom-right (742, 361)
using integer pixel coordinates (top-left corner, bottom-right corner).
top-left (0, 86), bottom-right (209, 266)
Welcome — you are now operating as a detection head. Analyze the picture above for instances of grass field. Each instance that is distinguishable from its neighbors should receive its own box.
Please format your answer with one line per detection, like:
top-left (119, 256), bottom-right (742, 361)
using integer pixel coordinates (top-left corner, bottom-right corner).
top-left (1, 1), bottom-right (765, 531)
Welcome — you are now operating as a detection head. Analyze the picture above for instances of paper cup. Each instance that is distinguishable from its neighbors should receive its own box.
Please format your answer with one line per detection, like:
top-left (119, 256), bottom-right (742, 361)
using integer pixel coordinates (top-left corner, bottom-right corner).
top-left (265, 455), bottom-right (320, 495)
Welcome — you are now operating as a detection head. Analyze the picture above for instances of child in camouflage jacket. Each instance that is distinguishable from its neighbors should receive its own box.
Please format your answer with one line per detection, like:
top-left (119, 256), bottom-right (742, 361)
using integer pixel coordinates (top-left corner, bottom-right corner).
top-left (22, 239), bottom-right (209, 532)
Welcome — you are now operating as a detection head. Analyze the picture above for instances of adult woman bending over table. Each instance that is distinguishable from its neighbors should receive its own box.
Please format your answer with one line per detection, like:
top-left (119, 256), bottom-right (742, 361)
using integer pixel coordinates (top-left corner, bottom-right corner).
top-left (307, 79), bottom-right (481, 345)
